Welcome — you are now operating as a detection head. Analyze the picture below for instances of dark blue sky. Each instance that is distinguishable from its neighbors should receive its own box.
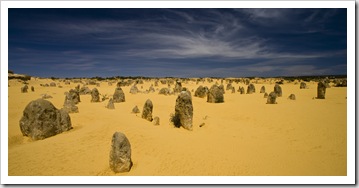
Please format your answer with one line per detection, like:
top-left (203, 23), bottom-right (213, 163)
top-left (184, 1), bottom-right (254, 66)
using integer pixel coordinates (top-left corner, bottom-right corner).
top-left (8, 8), bottom-right (347, 78)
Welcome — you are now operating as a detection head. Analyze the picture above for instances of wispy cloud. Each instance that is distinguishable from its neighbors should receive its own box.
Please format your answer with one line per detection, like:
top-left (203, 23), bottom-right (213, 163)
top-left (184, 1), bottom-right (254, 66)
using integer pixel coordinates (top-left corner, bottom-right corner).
top-left (8, 8), bottom-right (347, 77)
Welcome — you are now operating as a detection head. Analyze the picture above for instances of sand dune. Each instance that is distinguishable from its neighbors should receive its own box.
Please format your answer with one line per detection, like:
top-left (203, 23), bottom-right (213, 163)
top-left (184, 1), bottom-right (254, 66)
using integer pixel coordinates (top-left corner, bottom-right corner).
top-left (8, 77), bottom-right (347, 176)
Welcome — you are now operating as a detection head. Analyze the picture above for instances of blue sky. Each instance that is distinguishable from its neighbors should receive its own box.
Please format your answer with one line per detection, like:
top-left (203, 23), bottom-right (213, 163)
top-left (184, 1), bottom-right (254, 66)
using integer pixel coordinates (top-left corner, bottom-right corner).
top-left (8, 8), bottom-right (347, 78)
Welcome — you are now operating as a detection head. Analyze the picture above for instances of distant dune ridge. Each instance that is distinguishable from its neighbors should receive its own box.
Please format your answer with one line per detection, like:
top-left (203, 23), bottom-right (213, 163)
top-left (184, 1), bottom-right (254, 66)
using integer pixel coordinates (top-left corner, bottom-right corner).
top-left (8, 72), bottom-right (347, 176)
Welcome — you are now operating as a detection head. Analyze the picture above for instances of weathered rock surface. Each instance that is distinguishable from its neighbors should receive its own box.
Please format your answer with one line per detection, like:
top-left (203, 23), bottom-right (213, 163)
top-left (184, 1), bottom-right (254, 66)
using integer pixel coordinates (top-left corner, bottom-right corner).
top-left (174, 80), bottom-right (182, 93)
top-left (247, 84), bottom-right (255, 94)
top-left (62, 92), bottom-right (79, 113)
top-left (226, 83), bottom-right (233, 91)
top-left (274, 84), bottom-right (282, 97)
top-left (130, 84), bottom-right (139, 94)
top-left (159, 88), bottom-right (171, 95)
top-left (148, 85), bottom-right (155, 93)
top-left (79, 86), bottom-right (92, 95)
top-left (153, 116), bottom-right (160, 126)
top-left (174, 91), bottom-right (193, 130)
top-left (106, 98), bottom-right (115, 109)
top-left (207, 85), bottom-right (224, 103)
top-left (19, 99), bottom-right (72, 140)
top-left (41, 94), bottom-right (53, 99)
top-left (260, 86), bottom-right (265, 93)
top-left (239, 87), bottom-right (245, 94)
top-left (21, 85), bottom-right (28, 93)
top-left (300, 82), bottom-right (307, 89)
top-left (219, 84), bottom-right (225, 94)
top-left (266, 92), bottom-right (277, 104)
top-left (113, 87), bottom-right (126, 103)
top-left (142, 99), bottom-right (153, 121)
top-left (91, 88), bottom-right (100, 102)
top-left (264, 92), bottom-right (268, 98)
top-left (49, 82), bottom-right (56, 87)
top-left (317, 81), bottom-right (326, 99)
top-left (334, 79), bottom-right (347, 87)
top-left (69, 89), bottom-right (80, 104)
top-left (109, 132), bottom-right (132, 173)
top-left (194, 85), bottom-right (208, 98)
top-left (231, 87), bottom-right (235, 93)
top-left (132, 105), bottom-right (140, 114)
top-left (288, 94), bottom-right (296, 100)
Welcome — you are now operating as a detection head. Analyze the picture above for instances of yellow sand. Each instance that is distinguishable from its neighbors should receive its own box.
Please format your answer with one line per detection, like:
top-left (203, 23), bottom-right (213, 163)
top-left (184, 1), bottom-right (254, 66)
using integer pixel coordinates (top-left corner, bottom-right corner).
top-left (8, 78), bottom-right (347, 176)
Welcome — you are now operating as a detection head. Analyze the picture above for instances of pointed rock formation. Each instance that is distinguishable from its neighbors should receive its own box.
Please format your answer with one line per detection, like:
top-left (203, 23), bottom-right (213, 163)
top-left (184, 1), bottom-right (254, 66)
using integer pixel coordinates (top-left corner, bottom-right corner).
top-left (113, 87), bottom-right (126, 103)
top-left (106, 98), bottom-right (115, 109)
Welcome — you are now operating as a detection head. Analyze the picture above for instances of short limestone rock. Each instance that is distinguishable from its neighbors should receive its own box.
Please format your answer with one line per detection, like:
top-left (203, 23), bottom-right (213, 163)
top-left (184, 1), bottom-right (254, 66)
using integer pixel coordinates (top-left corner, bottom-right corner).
top-left (266, 92), bottom-right (277, 104)
top-left (247, 84), bottom-right (255, 94)
top-left (130, 84), bottom-right (139, 94)
top-left (317, 81), bottom-right (326, 99)
top-left (260, 86), bottom-right (265, 93)
top-left (106, 98), bottom-right (115, 109)
top-left (153, 116), bottom-right (160, 126)
top-left (194, 85), bottom-right (208, 98)
top-left (19, 99), bottom-right (72, 140)
top-left (62, 92), bottom-right (79, 113)
top-left (264, 92), bottom-right (268, 98)
top-left (79, 86), bottom-right (91, 95)
top-left (113, 87), bottom-right (126, 103)
top-left (21, 85), bottom-right (28, 93)
top-left (41, 94), bottom-right (53, 99)
top-left (207, 85), bottom-right (224, 103)
top-left (91, 88), bottom-right (100, 102)
top-left (132, 105), bottom-right (140, 114)
top-left (148, 85), bottom-right (155, 93)
top-left (159, 88), bottom-right (171, 95)
top-left (142, 99), bottom-right (153, 122)
top-left (174, 80), bottom-right (182, 93)
top-left (288, 94), bottom-right (296, 100)
top-left (239, 87), bottom-right (245, 94)
top-left (69, 89), bottom-right (80, 104)
top-left (109, 132), bottom-right (133, 173)
top-left (274, 84), bottom-right (282, 97)
top-left (219, 84), bottom-right (225, 94)
top-left (174, 91), bottom-right (193, 130)
top-left (231, 87), bottom-right (235, 93)
top-left (300, 82), bottom-right (307, 89)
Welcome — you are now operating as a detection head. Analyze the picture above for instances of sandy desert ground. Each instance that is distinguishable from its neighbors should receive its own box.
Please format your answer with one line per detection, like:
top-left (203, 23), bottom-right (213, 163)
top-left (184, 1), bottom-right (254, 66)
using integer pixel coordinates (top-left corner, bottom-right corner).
top-left (7, 77), bottom-right (347, 176)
